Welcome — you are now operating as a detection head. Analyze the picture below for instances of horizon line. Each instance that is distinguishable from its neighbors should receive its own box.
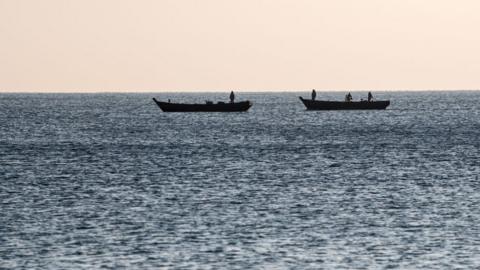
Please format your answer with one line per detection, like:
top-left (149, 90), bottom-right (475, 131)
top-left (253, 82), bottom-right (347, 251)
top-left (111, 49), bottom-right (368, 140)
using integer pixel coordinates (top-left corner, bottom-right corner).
top-left (1, 89), bottom-right (480, 94)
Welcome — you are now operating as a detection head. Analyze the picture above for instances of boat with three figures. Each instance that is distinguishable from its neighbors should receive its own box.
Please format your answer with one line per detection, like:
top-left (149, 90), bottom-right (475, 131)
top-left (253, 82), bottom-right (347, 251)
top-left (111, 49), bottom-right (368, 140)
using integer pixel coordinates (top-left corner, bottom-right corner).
top-left (299, 90), bottom-right (390, 110)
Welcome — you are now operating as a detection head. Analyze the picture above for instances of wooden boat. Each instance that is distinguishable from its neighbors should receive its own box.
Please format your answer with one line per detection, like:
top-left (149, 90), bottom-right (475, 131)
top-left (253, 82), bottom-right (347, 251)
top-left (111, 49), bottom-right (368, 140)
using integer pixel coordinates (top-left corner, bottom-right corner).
top-left (299, 97), bottom-right (390, 110)
top-left (153, 98), bottom-right (252, 112)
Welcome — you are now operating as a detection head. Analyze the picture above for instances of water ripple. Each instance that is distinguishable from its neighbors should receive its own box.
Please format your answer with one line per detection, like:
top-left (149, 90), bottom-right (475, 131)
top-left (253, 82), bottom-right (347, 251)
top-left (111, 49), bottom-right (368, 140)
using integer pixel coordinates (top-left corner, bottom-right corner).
top-left (1, 91), bottom-right (480, 269)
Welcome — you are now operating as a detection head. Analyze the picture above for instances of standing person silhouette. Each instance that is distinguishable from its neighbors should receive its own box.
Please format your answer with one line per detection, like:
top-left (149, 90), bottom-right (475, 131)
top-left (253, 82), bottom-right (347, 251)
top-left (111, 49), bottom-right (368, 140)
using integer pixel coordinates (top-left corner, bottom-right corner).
top-left (347, 92), bottom-right (352, 102)
top-left (230, 91), bottom-right (235, 103)
top-left (311, 89), bottom-right (317, 101)
top-left (368, 92), bottom-right (373, 102)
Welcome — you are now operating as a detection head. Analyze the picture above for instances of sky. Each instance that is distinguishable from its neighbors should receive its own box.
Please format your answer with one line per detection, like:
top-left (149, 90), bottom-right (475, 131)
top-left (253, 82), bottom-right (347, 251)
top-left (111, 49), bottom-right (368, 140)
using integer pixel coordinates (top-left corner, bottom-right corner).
top-left (1, 0), bottom-right (479, 92)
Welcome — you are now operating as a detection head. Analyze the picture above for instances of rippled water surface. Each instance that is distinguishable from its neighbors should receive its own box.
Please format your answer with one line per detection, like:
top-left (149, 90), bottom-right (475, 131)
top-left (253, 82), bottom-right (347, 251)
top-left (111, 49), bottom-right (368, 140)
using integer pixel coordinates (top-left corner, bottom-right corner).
top-left (1, 91), bottom-right (480, 269)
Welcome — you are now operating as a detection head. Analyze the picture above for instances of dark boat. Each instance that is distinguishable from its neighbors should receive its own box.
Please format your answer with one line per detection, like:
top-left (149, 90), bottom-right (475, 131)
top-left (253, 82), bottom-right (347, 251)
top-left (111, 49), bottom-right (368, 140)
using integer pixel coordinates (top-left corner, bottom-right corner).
top-left (299, 97), bottom-right (390, 110)
top-left (153, 98), bottom-right (252, 112)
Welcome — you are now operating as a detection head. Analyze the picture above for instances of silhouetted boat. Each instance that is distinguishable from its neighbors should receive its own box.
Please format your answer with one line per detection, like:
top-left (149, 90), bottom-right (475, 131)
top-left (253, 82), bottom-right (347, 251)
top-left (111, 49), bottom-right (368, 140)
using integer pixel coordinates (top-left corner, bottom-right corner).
top-left (153, 98), bottom-right (252, 112)
top-left (299, 97), bottom-right (390, 110)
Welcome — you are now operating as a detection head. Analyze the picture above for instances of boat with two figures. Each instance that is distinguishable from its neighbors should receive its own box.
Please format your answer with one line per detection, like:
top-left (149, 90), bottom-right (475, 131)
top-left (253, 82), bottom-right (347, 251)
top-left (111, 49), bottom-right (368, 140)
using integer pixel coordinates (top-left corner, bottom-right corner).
top-left (300, 90), bottom-right (390, 110)
top-left (153, 91), bottom-right (252, 112)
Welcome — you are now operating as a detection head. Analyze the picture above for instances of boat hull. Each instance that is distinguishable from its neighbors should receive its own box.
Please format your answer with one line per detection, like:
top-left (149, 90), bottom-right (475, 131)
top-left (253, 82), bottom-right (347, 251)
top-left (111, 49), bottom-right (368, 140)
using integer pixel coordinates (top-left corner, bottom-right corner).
top-left (299, 97), bottom-right (390, 110)
top-left (153, 98), bottom-right (252, 112)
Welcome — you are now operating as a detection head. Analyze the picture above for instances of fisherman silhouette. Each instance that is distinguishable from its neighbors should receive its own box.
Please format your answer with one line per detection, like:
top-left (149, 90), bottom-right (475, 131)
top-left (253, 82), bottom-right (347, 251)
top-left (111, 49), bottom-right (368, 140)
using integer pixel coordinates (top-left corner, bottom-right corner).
top-left (368, 92), bottom-right (373, 102)
top-left (311, 89), bottom-right (317, 101)
top-left (230, 91), bottom-right (235, 103)
top-left (346, 92), bottom-right (352, 102)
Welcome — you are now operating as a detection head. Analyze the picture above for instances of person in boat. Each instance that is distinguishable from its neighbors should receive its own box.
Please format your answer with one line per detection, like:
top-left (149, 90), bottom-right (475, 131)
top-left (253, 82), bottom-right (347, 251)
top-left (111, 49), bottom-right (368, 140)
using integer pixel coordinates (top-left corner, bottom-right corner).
top-left (311, 89), bottom-right (317, 100)
top-left (368, 91), bottom-right (373, 102)
top-left (345, 92), bottom-right (352, 102)
top-left (230, 91), bottom-right (235, 103)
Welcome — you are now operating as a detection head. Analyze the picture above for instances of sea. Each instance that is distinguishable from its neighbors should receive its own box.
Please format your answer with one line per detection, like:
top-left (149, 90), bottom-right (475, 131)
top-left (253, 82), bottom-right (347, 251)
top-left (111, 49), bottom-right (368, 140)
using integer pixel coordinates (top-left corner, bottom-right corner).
top-left (1, 91), bottom-right (479, 269)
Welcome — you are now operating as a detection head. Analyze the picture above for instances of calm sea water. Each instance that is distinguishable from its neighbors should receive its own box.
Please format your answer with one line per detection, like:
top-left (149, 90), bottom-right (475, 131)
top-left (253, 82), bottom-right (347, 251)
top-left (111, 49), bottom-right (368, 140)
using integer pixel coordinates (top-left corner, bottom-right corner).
top-left (1, 91), bottom-right (480, 269)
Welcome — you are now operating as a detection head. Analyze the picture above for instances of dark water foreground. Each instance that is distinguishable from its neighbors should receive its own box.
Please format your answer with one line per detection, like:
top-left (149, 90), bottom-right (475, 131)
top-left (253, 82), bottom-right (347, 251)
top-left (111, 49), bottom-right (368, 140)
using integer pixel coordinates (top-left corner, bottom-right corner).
top-left (1, 91), bottom-right (479, 269)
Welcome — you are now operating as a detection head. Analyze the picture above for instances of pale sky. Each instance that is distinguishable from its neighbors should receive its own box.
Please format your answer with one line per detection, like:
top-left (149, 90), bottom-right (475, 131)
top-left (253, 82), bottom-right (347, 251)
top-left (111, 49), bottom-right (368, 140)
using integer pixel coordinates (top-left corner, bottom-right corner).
top-left (1, 0), bottom-right (479, 92)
